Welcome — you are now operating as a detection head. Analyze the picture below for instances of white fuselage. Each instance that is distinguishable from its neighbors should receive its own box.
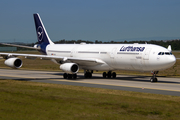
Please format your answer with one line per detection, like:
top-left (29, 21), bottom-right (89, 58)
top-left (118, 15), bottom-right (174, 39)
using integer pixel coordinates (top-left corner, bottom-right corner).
top-left (45, 43), bottom-right (176, 72)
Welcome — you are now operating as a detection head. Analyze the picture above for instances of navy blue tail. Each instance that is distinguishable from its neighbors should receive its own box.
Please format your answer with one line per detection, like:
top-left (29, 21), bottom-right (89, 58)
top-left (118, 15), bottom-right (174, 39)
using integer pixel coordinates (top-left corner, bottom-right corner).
top-left (33, 13), bottom-right (54, 54)
top-left (33, 13), bottom-right (54, 45)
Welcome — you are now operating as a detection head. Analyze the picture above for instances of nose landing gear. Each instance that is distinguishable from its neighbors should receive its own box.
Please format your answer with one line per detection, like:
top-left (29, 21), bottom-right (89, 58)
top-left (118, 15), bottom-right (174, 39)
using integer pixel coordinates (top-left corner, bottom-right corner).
top-left (150, 71), bottom-right (158, 82)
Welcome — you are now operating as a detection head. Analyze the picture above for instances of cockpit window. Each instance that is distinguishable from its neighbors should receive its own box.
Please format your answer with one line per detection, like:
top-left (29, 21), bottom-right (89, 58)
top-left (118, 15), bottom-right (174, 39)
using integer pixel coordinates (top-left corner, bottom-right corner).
top-left (165, 52), bottom-right (170, 55)
top-left (158, 52), bottom-right (162, 55)
top-left (158, 52), bottom-right (172, 55)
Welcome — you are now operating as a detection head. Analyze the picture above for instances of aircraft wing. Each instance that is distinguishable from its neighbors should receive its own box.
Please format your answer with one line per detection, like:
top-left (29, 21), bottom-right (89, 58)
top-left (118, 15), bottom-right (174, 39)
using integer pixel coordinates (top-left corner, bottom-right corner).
top-left (0, 43), bottom-right (40, 50)
top-left (0, 53), bottom-right (105, 66)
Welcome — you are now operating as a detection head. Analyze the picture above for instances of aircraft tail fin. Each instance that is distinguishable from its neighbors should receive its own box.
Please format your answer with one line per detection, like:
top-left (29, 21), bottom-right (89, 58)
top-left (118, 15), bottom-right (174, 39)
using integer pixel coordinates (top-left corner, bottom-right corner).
top-left (33, 13), bottom-right (54, 45)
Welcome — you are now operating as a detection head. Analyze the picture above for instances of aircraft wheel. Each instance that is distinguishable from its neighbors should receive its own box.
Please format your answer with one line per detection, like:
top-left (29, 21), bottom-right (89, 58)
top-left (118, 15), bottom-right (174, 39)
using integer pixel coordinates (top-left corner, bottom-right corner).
top-left (112, 72), bottom-right (116, 78)
top-left (88, 72), bottom-right (92, 78)
top-left (103, 72), bottom-right (106, 78)
top-left (68, 74), bottom-right (72, 79)
top-left (107, 71), bottom-right (111, 78)
top-left (72, 74), bottom-right (77, 79)
top-left (63, 73), bottom-right (68, 79)
top-left (84, 72), bottom-right (92, 78)
top-left (150, 78), bottom-right (158, 82)
top-left (150, 78), bottom-right (154, 82)
top-left (84, 72), bottom-right (88, 78)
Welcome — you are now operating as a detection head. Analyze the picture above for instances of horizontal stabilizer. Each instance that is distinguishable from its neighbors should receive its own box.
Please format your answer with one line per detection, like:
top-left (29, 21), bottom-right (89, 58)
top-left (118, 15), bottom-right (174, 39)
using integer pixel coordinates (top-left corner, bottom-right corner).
top-left (0, 43), bottom-right (40, 50)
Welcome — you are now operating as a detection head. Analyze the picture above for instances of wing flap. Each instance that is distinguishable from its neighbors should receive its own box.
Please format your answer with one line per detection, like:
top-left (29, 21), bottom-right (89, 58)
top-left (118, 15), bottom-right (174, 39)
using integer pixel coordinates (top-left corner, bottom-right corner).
top-left (69, 58), bottom-right (105, 66)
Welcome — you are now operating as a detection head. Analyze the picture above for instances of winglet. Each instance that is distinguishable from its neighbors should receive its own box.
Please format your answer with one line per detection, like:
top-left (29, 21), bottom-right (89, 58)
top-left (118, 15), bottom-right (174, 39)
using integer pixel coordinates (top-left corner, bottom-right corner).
top-left (167, 45), bottom-right (172, 52)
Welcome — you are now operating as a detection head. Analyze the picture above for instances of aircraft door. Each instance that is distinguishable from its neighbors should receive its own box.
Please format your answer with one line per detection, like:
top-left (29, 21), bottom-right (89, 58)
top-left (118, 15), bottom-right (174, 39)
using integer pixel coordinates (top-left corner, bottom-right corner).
top-left (71, 46), bottom-right (79, 57)
top-left (143, 48), bottom-right (151, 60)
top-left (110, 48), bottom-right (117, 58)
top-left (110, 48), bottom-right (117, 67)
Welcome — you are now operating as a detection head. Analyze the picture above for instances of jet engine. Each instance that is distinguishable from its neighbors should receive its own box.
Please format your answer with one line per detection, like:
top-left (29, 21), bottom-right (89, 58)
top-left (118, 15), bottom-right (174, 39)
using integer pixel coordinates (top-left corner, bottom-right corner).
top-left (4, 58), bottom-right (23, 69)
top-left (60, 63), bottom-right (79, 74)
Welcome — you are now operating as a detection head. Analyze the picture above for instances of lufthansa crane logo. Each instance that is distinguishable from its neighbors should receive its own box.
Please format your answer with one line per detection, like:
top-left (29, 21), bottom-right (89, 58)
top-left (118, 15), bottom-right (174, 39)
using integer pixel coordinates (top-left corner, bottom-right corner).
top-left (37, 26), bottom-right (43, 41)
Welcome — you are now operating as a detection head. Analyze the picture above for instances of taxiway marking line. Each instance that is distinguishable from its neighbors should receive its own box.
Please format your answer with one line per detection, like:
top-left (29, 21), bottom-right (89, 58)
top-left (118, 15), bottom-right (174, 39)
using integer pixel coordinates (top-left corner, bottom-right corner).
top-left (49, 79), bottom-right (180, 93)
top-left (0, 74), bottom-right (180, 93)
top-left (0, 74), bottom-right (42, 79)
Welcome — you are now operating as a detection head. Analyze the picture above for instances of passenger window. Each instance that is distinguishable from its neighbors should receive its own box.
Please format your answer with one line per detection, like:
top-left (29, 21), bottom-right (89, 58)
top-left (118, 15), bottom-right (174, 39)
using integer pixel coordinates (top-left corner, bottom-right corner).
top-left (162, 52), bottom-right (164, 55)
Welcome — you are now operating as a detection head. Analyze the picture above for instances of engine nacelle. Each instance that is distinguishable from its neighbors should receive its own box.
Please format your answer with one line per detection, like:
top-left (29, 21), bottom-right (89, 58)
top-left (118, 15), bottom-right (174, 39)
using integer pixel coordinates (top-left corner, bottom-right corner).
top-left (4, 58), bottom-right (23, 69)
top-left (60, 63), bottom-right (79, 74)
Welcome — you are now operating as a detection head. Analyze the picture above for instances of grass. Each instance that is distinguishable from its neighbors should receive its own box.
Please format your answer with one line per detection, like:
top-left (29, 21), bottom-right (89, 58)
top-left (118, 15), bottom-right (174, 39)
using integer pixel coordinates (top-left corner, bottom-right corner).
top-left (0, 80), bottom-right (180, 120)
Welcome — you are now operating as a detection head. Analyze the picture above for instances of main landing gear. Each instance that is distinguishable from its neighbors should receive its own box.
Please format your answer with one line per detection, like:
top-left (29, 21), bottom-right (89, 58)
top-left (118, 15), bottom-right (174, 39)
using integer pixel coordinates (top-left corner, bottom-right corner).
top-left (63, 70), bottom-right (117, 79)
top-left (63, 73), bottom-right (77, 79)
top-left (84, 70), bottom-right (93, 78)
top-left (102, 71), bottom-right (116, 78)
top-left (150, 71), bottom-right (159, 82)
top-left (83, 70), bottom-right (117, 79)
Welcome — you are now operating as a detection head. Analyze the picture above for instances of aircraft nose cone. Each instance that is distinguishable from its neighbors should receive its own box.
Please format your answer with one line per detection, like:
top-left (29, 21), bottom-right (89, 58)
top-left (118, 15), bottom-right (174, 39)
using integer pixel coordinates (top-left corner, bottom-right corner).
top-left (168, 55), bottom-right (176, 66)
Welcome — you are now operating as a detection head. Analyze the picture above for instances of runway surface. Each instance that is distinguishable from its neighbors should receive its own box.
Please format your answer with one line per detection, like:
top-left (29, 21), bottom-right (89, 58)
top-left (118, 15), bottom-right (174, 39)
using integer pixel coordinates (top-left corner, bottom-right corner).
top-left (0, 68), bottom-right (180, 96)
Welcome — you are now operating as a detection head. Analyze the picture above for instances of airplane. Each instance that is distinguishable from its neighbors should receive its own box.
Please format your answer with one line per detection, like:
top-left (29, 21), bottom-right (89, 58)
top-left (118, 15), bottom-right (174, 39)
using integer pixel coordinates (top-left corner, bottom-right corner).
top-left (0, 13), bottom-right (176, 82)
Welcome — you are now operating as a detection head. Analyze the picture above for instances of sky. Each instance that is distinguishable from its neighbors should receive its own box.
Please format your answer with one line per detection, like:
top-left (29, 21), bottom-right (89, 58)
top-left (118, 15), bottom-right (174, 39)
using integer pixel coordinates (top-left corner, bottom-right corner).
top-left (0, 0), bottom-right (180, 43)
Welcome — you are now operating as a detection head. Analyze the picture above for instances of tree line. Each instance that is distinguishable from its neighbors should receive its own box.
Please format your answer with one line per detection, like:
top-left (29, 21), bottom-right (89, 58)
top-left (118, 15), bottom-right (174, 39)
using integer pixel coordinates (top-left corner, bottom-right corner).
top-left (1, 39), bottom-right (180, 50)
top-left (54, 39), bottom-right (180, 50)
